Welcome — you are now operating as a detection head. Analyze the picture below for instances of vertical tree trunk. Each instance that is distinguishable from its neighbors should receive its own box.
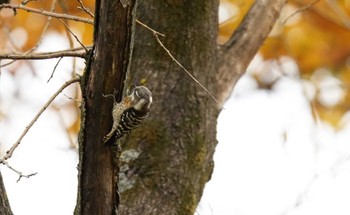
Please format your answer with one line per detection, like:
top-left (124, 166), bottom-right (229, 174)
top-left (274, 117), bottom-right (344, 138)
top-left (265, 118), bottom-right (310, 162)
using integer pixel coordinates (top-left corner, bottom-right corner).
top-left (0, 172), bottom-right (13, 215)
top-left (75, 0), bottom-right (136, 214)
top-left (118, 1), bottom-right (219, 214)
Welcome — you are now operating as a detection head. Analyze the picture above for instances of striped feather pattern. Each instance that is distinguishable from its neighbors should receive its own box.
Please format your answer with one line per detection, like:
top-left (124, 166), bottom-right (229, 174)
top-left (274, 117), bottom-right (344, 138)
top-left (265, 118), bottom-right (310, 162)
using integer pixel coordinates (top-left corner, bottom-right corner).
top-left (114, 107), bottom-right (149, 139)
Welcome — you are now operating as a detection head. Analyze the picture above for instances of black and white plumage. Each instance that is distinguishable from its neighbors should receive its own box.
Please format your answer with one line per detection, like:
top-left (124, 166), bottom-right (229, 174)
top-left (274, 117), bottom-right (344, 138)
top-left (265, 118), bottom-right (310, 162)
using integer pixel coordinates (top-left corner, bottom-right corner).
top-left (103, 85), bottom-right (152, 145)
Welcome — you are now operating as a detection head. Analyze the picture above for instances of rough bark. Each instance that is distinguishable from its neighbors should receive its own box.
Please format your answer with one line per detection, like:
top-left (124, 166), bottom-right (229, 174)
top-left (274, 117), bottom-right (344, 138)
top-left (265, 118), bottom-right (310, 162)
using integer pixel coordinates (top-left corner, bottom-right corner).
top-left (0, 172), bottom-right (13, 215)
top-left (75, 0), bottom-right (136, 214)
top-left (118, 0), bottom-right (219, 214)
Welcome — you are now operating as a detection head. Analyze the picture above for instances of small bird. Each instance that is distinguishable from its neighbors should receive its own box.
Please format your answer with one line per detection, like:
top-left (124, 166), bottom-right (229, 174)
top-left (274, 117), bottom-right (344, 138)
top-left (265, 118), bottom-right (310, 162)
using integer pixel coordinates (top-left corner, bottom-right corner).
top-left (103, 85), bottom-right (152, 146)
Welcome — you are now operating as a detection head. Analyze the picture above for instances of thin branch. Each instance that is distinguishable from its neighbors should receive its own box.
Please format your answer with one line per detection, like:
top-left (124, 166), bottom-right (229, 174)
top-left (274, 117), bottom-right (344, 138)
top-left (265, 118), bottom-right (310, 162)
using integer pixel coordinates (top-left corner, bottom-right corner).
top-left (0, 3), bottom-right (94, 25)
top-left (47, 57), bottom-right (63, 82)
top-left (282, 0), bottom-right (320, 24)
top-left (136, 20), bottom-right (165, 37)
top-left (0, 50), bottom-right (85, 60)
top-left (63, 93), bottom-right (82, 103)
top-left (57, 18), bottom-right (88, 52)
top-left (0, 46), bottom-right (91, 62)
top-left (154, 35), bottom-right (223, 109)
top-left (59, 3), bottom-right (77, 55)
top-left (27, 0), bottom-right (57, 53)
top-left (1, 0), bottom-right (57, 68)
top-left (138, 21), bottom-right (223, 109)
top-left (2, 161), bottom-right (38, 182)
top-left (57, 3), bottom-right (81, 79)
top-left (0, 77), bottom-right (81, 163)
top-left (77, 0), bottom-right (94, 18)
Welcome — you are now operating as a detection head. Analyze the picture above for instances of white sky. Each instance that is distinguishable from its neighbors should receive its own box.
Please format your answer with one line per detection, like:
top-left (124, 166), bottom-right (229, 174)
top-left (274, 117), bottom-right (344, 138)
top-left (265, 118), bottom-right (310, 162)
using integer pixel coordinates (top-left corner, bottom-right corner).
top-left (197, 59), bottom-right (350, 215)
top-left (1, 34), bottom-right (350, 215)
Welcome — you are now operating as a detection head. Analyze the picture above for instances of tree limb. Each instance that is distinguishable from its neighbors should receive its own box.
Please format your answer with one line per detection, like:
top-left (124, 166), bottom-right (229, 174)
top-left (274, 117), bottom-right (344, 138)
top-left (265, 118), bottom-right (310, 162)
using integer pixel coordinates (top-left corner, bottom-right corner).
top-left (0, 3), bottom-right (93, 25)
top-left (0, 46), bottom-right (91, 61)
top-left (0, 77), bottom-right (81, 163)
top-left (216, 0), bottom-right (287, 103)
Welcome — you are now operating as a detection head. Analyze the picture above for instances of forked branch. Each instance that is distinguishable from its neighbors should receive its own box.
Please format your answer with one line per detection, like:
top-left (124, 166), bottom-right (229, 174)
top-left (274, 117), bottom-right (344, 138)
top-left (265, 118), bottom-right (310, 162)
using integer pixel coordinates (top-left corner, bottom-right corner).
top-left (0, 77), bottom-right (81, 163)
top-left (2, 161), bottom-right (38, 182)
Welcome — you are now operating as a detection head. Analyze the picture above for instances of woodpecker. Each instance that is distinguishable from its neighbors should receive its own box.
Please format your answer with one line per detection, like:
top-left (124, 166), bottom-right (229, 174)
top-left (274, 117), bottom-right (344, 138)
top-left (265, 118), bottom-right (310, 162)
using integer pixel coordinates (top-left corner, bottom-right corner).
top-left (103, 85), bottom-right (152, 145)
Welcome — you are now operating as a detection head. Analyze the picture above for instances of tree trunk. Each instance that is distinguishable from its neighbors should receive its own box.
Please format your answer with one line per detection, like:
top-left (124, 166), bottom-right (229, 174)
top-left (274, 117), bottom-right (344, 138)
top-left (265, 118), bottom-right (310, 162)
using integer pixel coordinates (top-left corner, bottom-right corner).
top-left (75, 0), bottom-right (136, 214)
top-left (0, 172), bottom-right (13, 215)
top-left (119, 1), bottom-right (219, 214)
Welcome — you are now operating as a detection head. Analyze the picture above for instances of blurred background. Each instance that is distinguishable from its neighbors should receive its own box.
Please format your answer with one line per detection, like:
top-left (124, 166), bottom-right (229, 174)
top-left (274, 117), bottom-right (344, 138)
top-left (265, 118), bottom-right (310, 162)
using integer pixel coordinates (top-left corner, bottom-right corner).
top-left (1, 0), bottom-right (350, 214)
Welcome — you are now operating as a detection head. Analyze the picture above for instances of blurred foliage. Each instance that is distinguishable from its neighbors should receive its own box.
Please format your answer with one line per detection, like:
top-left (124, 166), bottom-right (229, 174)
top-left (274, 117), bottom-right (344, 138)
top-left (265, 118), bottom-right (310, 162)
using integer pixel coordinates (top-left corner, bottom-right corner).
top-left (219, 0), bottom-right (350, 128)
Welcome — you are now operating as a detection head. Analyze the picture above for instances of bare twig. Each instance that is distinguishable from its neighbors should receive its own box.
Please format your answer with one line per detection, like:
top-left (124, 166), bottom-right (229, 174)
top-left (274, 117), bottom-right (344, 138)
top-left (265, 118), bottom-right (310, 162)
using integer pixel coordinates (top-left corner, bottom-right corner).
top-left (136, 20), bottom-right (165, 37)
top-left (3, 161), bottom-right (38, 182)
top-left (1, 0), bottom-right (58, 68)
top-left (77, 0), bottom-right (94, 18)
top-left (282, 0), bottom-right (320, 24)
top-left (27, 0), bottom-right (57, 53)
top-left (0, 2), bottom-right (89, 70)
top-left (0, 46), bottom-right (91, 62)
top-left (56, 2), bottom-right (81, 79)
top-left (0, 60), bottom-right (15, 68)
top-left (138, 21), bottom-right (223, 109)
top-left (154, 34), bottom-right (223, 109)
top-left (0, 3), bottom-right (94, 25)
top-left (0, 77), bottom-right (81, 163)
top-left (57, 18), bottom-right (88, 52)
top-left (47, 57), bottom-right (63, 82)
top-left (63, 93), bottom-right (82, 103)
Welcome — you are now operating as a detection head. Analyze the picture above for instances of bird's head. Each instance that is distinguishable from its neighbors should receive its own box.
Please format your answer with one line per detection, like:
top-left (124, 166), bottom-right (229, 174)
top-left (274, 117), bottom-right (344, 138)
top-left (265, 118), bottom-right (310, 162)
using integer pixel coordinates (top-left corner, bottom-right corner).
top-left (130, 85), bottom-right (152, 112)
